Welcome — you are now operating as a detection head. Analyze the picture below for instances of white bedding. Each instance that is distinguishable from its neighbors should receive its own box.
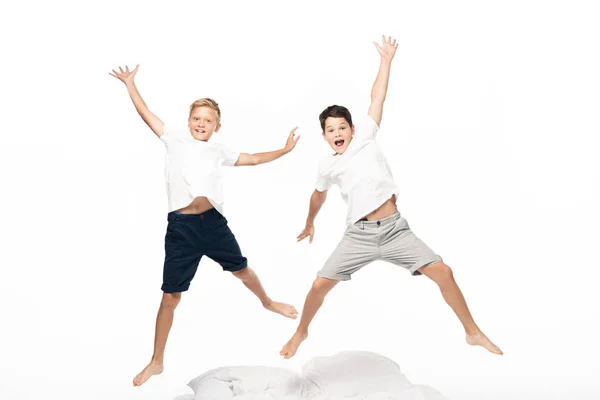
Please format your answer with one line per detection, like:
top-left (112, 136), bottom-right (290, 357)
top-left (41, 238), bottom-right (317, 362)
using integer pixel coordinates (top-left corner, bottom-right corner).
top-left (175, 393), bottom-right (444, 400)
top-left (179, 351), bottom-right (449, 400)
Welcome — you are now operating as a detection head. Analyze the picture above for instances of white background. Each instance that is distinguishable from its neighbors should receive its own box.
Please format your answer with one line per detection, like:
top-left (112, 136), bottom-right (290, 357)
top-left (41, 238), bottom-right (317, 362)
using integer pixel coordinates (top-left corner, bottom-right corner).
top-left (1, 0), bottom-right (599, 399)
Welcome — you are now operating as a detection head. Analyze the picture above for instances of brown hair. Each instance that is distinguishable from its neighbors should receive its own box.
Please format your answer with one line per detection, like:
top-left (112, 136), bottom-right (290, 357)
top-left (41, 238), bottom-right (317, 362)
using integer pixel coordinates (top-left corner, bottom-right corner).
top-left (319, 105), bottom-right (353, 131)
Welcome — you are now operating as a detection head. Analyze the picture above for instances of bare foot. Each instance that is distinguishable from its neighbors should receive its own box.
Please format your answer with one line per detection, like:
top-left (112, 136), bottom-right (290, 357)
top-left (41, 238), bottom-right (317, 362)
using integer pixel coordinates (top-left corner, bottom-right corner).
top-left (466, 333), bottom-right (503, 355)
top-left (280, 330), bottom-right (308, 359)
top-left (133, 361), bottom-right (164, 386)
top-left (264, 301), bottom-right (298, 319)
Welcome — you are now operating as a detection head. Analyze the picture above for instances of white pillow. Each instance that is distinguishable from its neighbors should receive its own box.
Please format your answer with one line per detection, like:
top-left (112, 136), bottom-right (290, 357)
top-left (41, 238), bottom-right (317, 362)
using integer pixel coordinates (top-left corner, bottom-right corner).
top-left (396, 384), bottom-right (450, 400)
top-left (187, 368), bottom-right (233, 400)
top-left (188, 366), bottom-right (321, 399)
top-left (301, 351), bottom-right (412, 397)
top-left (214, 366), bottom-right (320, 397)
top-left (172, 395), bottom-right (195, 400)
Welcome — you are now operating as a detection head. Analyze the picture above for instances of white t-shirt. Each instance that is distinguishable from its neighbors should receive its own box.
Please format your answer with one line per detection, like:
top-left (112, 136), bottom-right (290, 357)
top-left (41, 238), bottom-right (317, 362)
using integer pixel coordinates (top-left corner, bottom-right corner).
top-left (160, 123), bottom-right (240, 214)
top-left (316, 115), bottom-right (400, 226)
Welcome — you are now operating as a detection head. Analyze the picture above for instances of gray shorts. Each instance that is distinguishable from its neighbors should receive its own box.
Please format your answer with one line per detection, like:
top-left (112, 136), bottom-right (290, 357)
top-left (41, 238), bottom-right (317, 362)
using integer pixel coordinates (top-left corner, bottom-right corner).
top-left (318, 212), bottom-right (443, 281)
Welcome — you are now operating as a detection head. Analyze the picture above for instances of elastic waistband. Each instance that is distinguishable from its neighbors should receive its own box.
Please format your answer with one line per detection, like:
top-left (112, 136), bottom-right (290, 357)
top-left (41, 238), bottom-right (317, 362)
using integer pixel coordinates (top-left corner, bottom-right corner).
top-left (168, 207), bottom-right (220, 222)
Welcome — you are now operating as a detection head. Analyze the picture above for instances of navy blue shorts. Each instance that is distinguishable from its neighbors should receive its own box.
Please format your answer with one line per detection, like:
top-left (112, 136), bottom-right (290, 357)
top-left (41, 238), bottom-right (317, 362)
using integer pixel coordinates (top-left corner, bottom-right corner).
top-left (161, 208), bottom-right (248, 293)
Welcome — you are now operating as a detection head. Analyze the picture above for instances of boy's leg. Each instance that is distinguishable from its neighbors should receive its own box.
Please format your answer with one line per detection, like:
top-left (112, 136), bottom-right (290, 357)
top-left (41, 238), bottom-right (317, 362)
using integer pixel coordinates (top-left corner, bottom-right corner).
top-left (231, 266), bottom-right (298, 318)
top-left (280, 277), bottom-right (339, 359)
top-left (203, 209), bottom-right (297, 319)
top-left (379, 214), bottom-right (503, 355)
top-left (280, 221), bottom-right (378, 359)
top-left (133, 292), bottom-right (181, 386)
top-left (133, 211), bottom-right (203, 386)
top-left (418, 262), bottom-right (503, 355)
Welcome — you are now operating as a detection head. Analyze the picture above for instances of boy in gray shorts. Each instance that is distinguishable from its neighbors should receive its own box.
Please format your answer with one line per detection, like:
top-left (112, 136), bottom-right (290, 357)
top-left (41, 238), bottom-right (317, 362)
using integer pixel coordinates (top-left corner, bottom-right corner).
top-left (280, 36), bottom-right (503, 359)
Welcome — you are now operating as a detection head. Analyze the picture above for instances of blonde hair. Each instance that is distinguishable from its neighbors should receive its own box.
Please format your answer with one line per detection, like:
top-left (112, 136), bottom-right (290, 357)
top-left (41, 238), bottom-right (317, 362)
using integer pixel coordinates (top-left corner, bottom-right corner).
top-left (189, 98), bottom-right (221, 122)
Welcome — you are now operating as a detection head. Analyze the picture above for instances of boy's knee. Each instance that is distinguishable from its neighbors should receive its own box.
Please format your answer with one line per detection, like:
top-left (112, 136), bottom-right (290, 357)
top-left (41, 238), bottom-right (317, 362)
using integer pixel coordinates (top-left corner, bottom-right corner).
top-left (439, 263), bottom-right (454, 280)
top-left (311, 278), bottom-right (336, 295)
top-left (427, 262), bottom-right (454, 285)
top-left (232, 266), bottom-right (251, 280)
top-left (160, 293), bottom-right (181, 309)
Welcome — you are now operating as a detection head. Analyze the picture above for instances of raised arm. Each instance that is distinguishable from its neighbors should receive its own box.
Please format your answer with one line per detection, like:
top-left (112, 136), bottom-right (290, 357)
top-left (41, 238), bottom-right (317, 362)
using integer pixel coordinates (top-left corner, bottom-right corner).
top-left (297, 189), bottom-right (328, 244)
top-left (367, 36), bottom-right (399, 126)
top-left (234, 127), bottom-right (300, 166)
top-left (110, 65), bottom-right (164, 138)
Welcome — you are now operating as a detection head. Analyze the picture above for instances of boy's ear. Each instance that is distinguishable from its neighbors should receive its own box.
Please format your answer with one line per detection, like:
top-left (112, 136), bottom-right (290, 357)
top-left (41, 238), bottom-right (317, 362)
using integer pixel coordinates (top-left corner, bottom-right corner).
top-left (215, 122), bottom-right (222, 132)
top-left (352, 125), bottom-right (356, 136)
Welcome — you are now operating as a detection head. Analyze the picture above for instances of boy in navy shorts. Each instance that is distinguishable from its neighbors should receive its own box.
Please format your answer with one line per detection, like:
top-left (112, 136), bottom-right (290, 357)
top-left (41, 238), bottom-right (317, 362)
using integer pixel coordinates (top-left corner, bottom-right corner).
top-left (110, 65), bottom-right (299, 386)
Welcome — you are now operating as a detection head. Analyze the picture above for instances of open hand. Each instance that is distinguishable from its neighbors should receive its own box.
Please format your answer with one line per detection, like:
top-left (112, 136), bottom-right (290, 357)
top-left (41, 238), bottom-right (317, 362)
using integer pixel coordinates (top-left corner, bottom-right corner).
top-left (109, 64), bottom-right (139, 85)
top-left (297, 224), bottom-right (315, 244)
top-left (373, 35), bottom-right (398, 62)
top-left (283, 127), bottom-right (300, 153)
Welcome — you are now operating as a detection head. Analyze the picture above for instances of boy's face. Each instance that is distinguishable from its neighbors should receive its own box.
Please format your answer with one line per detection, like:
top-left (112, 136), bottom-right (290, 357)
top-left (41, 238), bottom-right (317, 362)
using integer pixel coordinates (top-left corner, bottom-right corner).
top-left (188, 106), bottom-right (221, 141)
top-left (322, 117), bottom-right (355, 155)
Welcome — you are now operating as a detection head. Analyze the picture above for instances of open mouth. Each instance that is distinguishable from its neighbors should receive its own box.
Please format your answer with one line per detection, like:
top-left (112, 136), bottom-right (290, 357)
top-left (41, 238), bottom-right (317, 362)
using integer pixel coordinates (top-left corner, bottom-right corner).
top-left (334, 139), bottom-right (345, 147)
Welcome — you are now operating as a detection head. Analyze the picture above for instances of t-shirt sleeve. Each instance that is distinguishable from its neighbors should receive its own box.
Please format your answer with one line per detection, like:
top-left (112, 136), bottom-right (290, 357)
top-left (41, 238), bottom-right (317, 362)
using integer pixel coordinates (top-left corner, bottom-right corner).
top-left (315, 161), bottom-right (332, 192)
top-left (353, 115), bottom-right (380, 142)
top-left (220, 144), bottom-right (241, 166)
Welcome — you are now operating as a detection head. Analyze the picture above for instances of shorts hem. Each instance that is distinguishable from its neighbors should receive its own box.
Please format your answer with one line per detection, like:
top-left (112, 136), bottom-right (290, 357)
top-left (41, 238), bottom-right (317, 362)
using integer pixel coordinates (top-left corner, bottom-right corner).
top-left (410, 256), bottom-right (443, 276)
top-left (317, 271), bottom-right (350, 281)
top-left (161, 283), bottom-right (190, 293)
top-left (223, 260), bottom-right (248, 273)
